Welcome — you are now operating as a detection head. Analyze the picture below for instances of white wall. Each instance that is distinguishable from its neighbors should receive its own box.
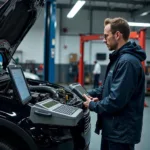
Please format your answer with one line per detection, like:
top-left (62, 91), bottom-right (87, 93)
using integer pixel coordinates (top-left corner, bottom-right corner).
top-left (91, 41), bottom-right (111, 64)
top-left (17, 8), bottom-right (45, 63)
top-left (146, 39), bottom-right (150, 61)
top-left (61, 9), bottom-right (90, 34)
top-left (17, 8), bottom-right (60, 64)
top-left (16, 7), bottom-right (150, 64)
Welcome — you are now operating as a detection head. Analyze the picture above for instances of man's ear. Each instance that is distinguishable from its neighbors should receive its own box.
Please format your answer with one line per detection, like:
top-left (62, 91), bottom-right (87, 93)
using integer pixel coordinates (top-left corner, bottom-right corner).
top-left (115, 31), bottom-right (120, 40)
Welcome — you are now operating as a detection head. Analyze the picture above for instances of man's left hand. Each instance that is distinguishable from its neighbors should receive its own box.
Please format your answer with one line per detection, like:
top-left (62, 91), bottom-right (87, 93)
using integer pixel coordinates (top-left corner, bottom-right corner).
top-left (83, 94), bottom-right (92, 108)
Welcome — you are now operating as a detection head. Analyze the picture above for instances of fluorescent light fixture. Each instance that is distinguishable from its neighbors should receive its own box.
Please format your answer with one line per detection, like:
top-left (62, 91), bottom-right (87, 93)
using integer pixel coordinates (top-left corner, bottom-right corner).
top-left (140, 12), bottom-right (149, 16)
top-left (67, 0), bottom-right (86, 18)
top-left (128, 22), bottom-right (150, 27)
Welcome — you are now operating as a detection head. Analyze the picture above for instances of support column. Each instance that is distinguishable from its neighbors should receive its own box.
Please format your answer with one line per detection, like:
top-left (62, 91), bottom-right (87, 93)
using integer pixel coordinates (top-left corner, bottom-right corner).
top-left (44, 0), bottom-right (56, 82)
top-left (139, 29), bottom-right (148, 107)
top-left (139, 29), bottom-right (146, 72)
top-left (79, 37), bottom-right (84, 86)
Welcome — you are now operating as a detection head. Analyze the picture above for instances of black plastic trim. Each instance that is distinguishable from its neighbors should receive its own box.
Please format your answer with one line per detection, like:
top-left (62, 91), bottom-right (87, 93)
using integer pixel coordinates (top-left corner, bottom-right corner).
top-left (0, 118), bottom-right (38, 150)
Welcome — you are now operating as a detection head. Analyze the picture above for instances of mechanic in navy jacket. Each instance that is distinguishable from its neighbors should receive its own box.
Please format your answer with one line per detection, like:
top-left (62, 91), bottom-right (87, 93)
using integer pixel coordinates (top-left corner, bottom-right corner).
top-left (83, 17), bottom-right (146, 150)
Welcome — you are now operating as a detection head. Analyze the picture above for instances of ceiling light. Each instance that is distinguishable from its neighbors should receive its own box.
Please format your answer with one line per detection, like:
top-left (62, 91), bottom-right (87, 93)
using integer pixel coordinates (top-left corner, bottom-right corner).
top-left (140, 12), bottom-right (149, 16)
top-left (128, 22), bottom-right (150, 27)
top-left (67, 0), bottom-right (86, 18)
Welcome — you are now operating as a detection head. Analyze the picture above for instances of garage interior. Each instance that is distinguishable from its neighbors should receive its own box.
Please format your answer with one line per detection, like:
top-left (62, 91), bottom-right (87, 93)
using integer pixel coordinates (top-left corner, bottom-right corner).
top-left (0, 0), bottom-right (150, 150)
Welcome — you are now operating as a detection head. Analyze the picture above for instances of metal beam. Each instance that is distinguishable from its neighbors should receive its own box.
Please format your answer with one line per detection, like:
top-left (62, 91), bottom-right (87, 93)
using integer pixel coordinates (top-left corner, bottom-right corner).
top-left (57, 4), bottom-right (136, 12)
top-left (132, 5), bottom-right (150, 17)
top-left (85, 0), bottom-right (150, 5)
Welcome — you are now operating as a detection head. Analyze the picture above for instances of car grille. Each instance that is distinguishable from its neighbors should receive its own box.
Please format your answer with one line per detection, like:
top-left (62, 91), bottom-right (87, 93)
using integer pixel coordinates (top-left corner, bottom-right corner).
top-left (83, 109), bottom-right (91, 133)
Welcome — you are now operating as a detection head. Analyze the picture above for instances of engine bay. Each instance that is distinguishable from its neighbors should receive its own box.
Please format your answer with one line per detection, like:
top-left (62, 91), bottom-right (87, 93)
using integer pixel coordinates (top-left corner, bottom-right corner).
top-left (0, 68), bottom-right (83, 109)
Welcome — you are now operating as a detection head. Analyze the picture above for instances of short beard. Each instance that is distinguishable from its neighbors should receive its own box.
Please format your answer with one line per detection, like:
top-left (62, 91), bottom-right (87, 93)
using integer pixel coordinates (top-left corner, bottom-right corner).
top-left (109, 42), bottom-right (118, 51)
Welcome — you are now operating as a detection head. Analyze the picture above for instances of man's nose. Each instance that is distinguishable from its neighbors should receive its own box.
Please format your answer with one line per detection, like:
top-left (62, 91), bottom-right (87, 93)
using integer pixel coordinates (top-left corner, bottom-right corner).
top-left (103, 38), bottom-right (106, 43)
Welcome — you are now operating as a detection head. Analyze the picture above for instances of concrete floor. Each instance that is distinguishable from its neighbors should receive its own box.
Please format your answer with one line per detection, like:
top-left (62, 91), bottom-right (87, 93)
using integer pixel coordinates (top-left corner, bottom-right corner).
top-left (89, 97), bottom-right (150, 150)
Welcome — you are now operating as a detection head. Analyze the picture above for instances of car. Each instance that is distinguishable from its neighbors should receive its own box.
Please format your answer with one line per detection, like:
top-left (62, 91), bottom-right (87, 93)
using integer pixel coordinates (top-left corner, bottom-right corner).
top-left (0, 0), bottom-right (91, 150)
top-left (23, 71), bottom-right (40, 80)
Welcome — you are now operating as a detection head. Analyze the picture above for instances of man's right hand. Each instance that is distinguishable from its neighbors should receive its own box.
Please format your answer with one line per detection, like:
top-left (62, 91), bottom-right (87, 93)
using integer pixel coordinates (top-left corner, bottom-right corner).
top-left (88, 95), bottom-right (99, 102)
top-left (92, 97), bottom-right (99, 102)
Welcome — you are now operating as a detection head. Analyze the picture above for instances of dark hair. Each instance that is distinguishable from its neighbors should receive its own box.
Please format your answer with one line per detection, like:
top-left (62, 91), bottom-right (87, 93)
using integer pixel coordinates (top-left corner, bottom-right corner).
top-left (104, 17), bottom-right (130, 41)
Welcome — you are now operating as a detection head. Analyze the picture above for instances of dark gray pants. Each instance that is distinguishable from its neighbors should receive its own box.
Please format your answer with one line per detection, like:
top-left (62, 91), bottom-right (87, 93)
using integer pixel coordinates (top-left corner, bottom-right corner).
top-left (101, 138), bottom-right (135, 150)
top-left (93, 74), bottom-right (100, 88)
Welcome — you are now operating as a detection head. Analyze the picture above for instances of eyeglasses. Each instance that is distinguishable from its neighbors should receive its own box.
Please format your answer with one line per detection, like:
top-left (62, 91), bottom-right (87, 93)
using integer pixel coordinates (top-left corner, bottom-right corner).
top-left (104, 31), bottom-right (122, 40)
top-left (104, 34), bottom-right (109, 40)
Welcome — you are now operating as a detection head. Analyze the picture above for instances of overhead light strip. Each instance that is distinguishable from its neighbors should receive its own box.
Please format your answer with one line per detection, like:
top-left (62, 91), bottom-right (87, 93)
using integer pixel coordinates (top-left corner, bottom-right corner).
top-left (140, 12), bottom-right (149, 16)
top-left (67, 0), bottom-right (86, 18)
top-left (128, 22), bottom-right (150, 27)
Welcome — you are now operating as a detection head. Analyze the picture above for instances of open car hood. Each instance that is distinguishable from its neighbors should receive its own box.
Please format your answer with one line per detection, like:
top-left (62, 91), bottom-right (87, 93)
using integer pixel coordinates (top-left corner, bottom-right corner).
top-left (0, 0), bottom-right (43, 69)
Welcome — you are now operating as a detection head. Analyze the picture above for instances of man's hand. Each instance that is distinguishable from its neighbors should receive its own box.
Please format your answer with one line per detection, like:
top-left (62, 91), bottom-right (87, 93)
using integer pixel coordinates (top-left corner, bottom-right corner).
top-left (83, 94), bottom-right (99, 108)
top-left (83, 94), bottom-right (92, 108)
top-left (89, 96), bottom-right (99, 102)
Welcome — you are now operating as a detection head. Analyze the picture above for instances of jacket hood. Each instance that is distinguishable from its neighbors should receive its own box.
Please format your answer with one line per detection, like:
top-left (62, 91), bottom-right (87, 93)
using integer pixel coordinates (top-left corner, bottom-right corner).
top-left (110, 41), bottom-right (146, 62)
top-left (120, 41), bottom-right (146, 61)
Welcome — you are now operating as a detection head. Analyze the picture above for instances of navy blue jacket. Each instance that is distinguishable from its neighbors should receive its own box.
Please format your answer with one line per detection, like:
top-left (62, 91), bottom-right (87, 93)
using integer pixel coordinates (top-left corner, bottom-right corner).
top-left (88, 41), bottom-right (146, 144)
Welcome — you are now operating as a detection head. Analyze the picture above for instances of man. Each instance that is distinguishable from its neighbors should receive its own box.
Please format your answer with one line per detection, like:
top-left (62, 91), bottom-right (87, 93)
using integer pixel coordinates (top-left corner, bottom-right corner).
top-left (93, 60), bottom-right (101, 88)
top-left (83, 17), bottom-right (146, 150)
